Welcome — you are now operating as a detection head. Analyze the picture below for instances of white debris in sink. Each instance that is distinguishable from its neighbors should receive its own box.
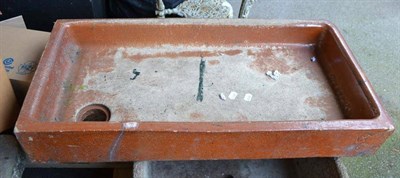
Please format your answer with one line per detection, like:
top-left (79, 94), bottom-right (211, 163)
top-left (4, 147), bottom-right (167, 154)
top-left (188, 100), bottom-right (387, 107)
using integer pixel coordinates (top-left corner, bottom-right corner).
top-left (228, 91), bottom-right (238, 100)
top-left (219, 93), bottom-right (227, 101)
top-left (266, 70), bottom-right (281, 80)
top-left (244, 93), bottom-right (252, 101)
top-left (310, 56), bottom-right (317, 62)
top-left (123, 122), bottom-right (138, 129)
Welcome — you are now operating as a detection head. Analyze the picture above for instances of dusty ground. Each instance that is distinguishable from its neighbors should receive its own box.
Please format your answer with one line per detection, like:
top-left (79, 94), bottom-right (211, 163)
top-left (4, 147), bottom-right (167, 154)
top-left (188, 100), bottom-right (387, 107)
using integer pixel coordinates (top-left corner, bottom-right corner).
top-left (228, 0), bottom-right (399, 177)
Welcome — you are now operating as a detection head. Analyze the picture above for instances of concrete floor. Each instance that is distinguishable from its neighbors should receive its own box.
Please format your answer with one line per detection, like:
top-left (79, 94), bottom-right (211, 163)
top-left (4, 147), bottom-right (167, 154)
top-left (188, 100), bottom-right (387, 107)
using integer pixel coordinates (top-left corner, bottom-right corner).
top-left (228, 0), bottom-right (400, 177)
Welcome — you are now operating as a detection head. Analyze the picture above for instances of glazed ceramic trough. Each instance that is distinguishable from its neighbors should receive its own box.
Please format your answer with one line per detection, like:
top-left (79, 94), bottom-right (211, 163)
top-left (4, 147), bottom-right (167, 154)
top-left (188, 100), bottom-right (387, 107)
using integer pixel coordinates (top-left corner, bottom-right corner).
top-left (15, 19), bottom-right (394, 163)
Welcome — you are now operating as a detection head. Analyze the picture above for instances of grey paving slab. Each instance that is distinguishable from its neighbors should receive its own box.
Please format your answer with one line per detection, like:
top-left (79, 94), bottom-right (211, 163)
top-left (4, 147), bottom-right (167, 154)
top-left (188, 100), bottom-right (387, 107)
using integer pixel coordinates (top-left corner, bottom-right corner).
top-left (0, 135), bottom-right (24, 178)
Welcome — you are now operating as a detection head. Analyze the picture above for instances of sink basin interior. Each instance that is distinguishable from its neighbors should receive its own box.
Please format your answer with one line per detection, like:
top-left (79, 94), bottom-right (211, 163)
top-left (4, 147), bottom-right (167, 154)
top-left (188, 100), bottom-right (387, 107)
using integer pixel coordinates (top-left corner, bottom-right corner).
top-left (36, 20), bottom-right (379, 123)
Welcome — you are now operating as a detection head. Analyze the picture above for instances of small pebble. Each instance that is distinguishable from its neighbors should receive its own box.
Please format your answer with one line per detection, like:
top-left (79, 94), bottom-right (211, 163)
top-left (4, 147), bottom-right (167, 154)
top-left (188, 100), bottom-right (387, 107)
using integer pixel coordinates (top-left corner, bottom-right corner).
top-left (219, 93), bottom-right (227, 101)
top-left (228, 91), bottom-right (238, 100)
top-left (244, 93), bottom-right (252, 101)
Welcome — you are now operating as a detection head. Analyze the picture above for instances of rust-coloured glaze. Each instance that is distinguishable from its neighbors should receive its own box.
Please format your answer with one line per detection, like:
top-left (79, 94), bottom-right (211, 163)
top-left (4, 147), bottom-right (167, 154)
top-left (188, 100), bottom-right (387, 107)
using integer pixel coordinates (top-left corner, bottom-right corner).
top-left (15, 19), bottom-right (394, 163)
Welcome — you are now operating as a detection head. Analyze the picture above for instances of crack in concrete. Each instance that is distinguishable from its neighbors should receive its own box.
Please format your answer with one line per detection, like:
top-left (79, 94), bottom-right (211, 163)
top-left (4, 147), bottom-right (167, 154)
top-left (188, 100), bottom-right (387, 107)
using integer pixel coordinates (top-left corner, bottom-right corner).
top-left (130, 69), bottom-right (140, 80)
top-left (108, 127), bottom-right (125, 161)
top-left (196, 57), bottom-right (206, 102)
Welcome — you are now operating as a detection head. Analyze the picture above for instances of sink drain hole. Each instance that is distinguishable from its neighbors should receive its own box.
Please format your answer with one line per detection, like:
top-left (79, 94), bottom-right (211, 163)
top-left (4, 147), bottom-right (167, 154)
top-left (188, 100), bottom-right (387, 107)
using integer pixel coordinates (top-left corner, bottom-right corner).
top-left (78, 104), bottom-right (110, 121)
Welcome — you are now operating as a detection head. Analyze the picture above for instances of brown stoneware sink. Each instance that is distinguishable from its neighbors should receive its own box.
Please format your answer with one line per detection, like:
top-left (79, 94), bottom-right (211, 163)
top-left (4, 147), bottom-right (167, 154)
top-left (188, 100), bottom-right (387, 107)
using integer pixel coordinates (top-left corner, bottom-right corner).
top-left (15, 19), bottom-right (394, 163)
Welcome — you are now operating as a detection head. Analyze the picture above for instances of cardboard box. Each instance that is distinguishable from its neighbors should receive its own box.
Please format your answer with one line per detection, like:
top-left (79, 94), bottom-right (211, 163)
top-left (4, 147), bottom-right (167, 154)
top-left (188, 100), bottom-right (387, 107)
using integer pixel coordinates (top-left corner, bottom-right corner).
top-left (0, 55), bottom-right (20, 132)
top-left (0, 20), bottom-right (50, 104)
top-left (0, 16), bottom-right (26, 29)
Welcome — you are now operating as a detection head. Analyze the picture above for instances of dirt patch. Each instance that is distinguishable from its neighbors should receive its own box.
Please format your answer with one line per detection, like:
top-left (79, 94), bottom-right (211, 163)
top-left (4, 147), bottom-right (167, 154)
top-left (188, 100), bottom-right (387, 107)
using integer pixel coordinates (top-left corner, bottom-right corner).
top-left (190, 113), bottom-right (204, 119)
top-left (208, 59), bottom-right (220, 65)
top-left (248, 48), bottom-right (292, 74)
top-left (223, 49), bottom-right (242, 56)
top-left (304, 96), bottom-right (343, 119)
